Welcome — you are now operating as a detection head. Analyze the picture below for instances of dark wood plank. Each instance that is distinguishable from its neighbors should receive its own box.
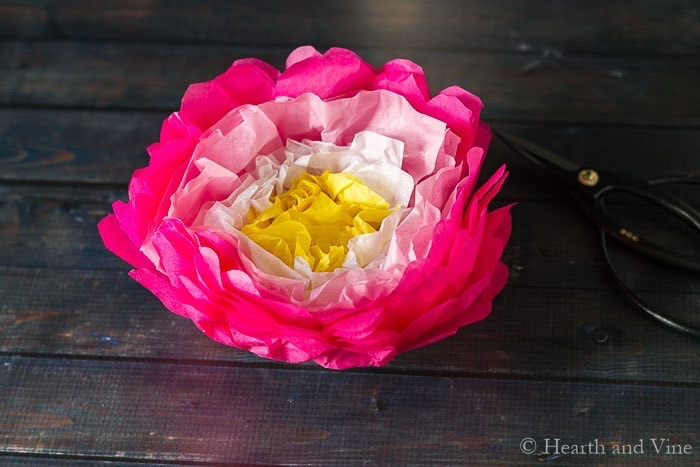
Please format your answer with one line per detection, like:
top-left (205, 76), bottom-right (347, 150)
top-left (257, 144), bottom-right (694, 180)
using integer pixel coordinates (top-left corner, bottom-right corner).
top-left (1, 356), bottom-right (698, 465)
top-left (2, 108), bottom-right (699, 185)
top-left (0, 184), bottom-right (616, 278)
top-left (0, 1), bottom-right (48, 39)
top-left (0, 109), bottom-right (164, 184)
top-left (1, 181), bottom-right (696, 293)
top-left (2, 42), bottom-right (699, 126)
top-left (0, 458), bottom-right (181, 467)
top-left (0, 185), bottom-right (127, 271)
top-left (3, 0), bottom-right (699, 56)
top-left (1, 260), bottom-right (698, 383)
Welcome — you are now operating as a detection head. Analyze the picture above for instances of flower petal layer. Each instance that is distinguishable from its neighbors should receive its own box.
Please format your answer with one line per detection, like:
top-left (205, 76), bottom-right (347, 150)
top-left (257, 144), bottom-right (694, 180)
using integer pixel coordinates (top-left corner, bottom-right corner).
top-left (98, 45), bottom-right (513, 370)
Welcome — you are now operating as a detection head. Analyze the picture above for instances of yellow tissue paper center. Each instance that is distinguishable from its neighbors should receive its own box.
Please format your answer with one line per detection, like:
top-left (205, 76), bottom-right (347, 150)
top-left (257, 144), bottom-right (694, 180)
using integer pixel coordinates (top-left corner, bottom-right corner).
top-left (242, 171), bottom-right (395, 272)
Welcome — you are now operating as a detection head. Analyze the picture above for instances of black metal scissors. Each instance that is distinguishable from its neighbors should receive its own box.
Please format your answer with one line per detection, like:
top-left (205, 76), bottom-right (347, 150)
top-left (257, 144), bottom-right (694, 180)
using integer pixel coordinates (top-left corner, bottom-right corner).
top-left (495, 130), bottom-right (700, 337)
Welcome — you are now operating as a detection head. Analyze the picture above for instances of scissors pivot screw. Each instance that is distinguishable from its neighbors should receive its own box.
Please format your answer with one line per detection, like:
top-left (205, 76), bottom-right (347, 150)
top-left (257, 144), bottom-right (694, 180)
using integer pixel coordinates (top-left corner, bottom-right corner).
top-left (578, 169), bottom-right (600, 187)
top-left (619, 228), bottom-right (639, 242)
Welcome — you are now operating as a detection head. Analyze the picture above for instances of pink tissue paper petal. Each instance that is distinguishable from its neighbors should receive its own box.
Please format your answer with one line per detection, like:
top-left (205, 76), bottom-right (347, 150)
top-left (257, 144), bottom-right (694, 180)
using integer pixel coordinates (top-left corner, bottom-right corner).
top-left (98, 45), bottom-right (513, 370)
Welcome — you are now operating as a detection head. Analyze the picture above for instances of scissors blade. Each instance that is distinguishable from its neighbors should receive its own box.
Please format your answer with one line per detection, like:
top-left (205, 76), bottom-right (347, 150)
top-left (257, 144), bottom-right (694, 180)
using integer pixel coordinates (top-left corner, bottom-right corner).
top-left (494, 130), bottom-right (580, 173)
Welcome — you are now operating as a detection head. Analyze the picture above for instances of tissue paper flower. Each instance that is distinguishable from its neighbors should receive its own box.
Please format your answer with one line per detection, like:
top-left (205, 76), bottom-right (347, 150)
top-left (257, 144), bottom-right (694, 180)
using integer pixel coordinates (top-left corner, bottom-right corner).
top-left (98, 46), bottom-right (512, 369)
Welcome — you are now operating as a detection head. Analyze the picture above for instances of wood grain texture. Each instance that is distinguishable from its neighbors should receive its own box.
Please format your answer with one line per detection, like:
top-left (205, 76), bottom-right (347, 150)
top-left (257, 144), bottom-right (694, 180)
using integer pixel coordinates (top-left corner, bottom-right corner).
top-left (1, 264), bottom-right (698, 383)
top-left (1, 356), bottom-right (698, 465)
top-left (0, 184), bottom-right (697, 382)
top-left (0, 183), bottom-right (662, 288)
top-left (1, 41), bottom-right (699, 126)
top-left (2, 0), bottom-right (699, 56)
top-left (2, 108), bottom-right (699, 185)
top-left (1, 0), bottom-right (699, 464)
top-left (0, 459), bottom-right (177, 467)
top-left (0, 109), bottom-right (164, 184)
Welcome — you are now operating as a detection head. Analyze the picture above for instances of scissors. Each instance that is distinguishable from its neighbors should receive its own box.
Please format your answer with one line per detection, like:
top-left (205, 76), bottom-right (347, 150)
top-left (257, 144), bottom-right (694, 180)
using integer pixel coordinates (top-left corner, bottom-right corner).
top-left (495, 130), bottom-right (700, 337)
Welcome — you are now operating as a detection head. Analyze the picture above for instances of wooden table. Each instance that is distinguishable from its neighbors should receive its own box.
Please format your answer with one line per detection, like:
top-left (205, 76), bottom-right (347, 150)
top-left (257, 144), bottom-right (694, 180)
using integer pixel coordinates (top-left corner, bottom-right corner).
top-left (1, 1), bottom-right (698, 465)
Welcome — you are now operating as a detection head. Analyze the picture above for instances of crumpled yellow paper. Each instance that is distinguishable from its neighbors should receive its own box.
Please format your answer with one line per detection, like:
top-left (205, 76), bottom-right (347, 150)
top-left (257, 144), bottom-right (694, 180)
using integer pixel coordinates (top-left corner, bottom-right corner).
top-left (242, 171), bottom-right (396, 272)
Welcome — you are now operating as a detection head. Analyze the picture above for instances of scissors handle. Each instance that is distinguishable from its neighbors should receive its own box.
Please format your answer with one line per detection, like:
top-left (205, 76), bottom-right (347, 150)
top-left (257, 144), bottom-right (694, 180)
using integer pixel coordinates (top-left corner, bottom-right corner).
top-left (577, 171), bottom-right (700, 272)
top-left (600, 230), bottom-right (700, 338)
